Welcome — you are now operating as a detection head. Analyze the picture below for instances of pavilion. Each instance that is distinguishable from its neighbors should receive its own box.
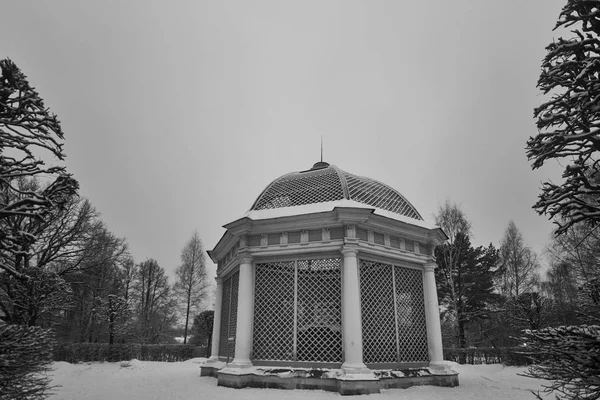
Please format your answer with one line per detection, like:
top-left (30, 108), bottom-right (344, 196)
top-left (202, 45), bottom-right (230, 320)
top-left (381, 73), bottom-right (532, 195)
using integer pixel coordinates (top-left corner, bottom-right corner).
top-left (200, 161), bottom-right (458, 395)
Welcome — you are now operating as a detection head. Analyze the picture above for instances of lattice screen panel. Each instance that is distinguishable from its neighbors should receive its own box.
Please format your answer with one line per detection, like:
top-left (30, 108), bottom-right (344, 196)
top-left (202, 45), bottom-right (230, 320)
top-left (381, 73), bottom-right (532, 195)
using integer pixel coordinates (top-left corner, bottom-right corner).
top-left (360, 261), bottom-right (398, 363)
top-left (218, 271), bottom-right (239, 361)
top-left (252, 262), bottom-right (295, 361)
top-left (344, 172), bottom-right (423, 220)
top-left (296, 259), bottom-right (342, 362)
top-left (253, 168), bottom-right (344, 210)
top-left (359, 260), bottom-right (429, 364)
top-left (394, 266), bottom-right (428, 362)
top-left (218, 277), bottom-right (231, 359)
top-left (253, 258), bottom-right (342, 364)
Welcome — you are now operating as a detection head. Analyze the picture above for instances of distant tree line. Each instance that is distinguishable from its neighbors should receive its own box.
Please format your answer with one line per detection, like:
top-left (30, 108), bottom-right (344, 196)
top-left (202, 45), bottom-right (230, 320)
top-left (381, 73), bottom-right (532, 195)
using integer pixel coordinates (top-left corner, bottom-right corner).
top-left (0, 177), bottom-right (213, 347)
top-left (432, 200), bottom-right (599, 364)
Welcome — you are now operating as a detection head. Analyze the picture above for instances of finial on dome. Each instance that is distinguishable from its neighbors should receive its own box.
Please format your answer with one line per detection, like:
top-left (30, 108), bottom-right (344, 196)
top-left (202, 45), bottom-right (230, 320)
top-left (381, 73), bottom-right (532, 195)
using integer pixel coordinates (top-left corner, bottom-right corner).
top-left (311, 161), bottom-right (330, 170)
top-left (310, 136), bottom-right (329, 169)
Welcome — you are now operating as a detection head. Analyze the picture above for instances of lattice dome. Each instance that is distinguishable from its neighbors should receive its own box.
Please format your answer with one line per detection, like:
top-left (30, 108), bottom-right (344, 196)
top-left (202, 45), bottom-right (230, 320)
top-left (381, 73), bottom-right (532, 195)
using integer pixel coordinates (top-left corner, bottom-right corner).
top-left (250, 162), bottom-right (423, 220)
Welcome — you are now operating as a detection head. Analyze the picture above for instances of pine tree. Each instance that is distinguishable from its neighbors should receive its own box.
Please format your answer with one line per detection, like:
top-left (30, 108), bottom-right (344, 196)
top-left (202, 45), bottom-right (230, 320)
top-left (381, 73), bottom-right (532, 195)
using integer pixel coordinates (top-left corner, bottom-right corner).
top-left (191, 310), bottom-right (214, 354)
top-left (435, 232), bottom-right (500, 357)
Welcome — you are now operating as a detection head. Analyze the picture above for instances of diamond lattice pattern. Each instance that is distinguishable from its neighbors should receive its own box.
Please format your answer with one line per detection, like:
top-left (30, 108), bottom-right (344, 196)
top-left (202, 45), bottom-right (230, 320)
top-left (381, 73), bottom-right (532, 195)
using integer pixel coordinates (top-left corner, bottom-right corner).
top-left (218, 271), bottom-right (239, 361)
top-left (253, 258), bottom-right (342, 363)
top-left (394, 266), bottom-right (429, 362)
top-left (360, 260), bottom-right (429, 364)
top-left (296, 259), bottom-right (342, 362)
top-left (253, 168), bottom-right (344, 210)
top-left (252, 262), bottom-right (295, 361)
top-left (344, 173), bottom-right (422, 220)
top-left (360, 261), bottom-right (397, 363)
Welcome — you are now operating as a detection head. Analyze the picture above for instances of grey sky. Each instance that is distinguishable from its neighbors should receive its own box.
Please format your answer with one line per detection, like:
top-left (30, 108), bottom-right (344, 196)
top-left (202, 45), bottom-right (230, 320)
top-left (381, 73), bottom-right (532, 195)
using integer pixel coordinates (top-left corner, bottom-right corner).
top-left (1, 0), bottom-right (567, 278)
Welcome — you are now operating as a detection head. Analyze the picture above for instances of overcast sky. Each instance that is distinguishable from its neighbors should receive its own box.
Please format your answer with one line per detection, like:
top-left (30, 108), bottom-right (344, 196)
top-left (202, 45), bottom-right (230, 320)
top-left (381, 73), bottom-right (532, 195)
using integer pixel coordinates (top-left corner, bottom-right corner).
top-left (1, 0), bottom-right (569, 279)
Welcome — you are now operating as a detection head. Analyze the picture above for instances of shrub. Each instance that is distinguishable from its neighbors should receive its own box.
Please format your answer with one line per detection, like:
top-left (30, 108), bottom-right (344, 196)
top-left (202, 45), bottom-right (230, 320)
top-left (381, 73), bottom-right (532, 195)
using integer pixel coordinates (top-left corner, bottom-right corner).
top-left (443, 347), bottom-right (530, 366)
top-left (52, 343), bottom-right (206, 363)
top-left (519, 325), bottom-right (600, 400)
top-left (0, 324), bottom-right (55, 400)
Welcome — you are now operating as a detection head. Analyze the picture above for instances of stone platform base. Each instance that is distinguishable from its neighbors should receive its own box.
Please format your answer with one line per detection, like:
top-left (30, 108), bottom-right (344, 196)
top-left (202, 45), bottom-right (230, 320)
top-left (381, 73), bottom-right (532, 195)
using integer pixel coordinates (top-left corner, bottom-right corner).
top-left (199, 364), bottom-right (459, 396)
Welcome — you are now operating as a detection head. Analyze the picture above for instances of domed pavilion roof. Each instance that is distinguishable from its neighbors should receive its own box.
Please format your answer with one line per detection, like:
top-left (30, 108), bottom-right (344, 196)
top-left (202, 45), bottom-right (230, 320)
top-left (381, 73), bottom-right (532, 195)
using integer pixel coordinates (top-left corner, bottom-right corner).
top-left (250, 162), bottom-right (423, 221)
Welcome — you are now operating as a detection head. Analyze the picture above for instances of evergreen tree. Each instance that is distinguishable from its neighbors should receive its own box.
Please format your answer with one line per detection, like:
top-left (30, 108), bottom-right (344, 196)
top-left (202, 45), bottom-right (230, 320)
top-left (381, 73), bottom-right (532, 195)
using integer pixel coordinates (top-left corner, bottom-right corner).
top-left (435, 232), bottom-right (500, 355)
top-left (191, 310), bottom-right (214, 354)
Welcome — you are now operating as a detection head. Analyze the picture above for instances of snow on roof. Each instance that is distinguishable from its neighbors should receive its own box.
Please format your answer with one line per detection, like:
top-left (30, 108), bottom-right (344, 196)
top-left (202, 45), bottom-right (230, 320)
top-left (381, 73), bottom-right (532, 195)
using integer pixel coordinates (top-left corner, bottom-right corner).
top-left (242, 199), bottom-right (438, 230)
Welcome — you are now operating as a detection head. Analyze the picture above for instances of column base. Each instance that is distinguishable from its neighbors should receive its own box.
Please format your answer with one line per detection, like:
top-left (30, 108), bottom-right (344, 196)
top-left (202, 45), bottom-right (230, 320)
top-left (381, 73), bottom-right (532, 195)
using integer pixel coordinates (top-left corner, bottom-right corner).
top-left (341, 361), bottom-right (369, 373)
top-left (200, 358), bottom-right (226, 377)
top-left (429, 361), bottom-right (449, 370)
top-left (227, 358), bottom-right (253, 368)
top-left (204, 356), bottom-right (225, 367)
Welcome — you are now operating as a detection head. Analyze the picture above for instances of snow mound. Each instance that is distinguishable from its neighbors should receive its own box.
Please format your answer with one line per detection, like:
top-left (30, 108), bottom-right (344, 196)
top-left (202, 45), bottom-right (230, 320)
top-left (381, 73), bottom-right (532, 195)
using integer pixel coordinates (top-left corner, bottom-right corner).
top-left (186, 357), bottom-right (208, 364)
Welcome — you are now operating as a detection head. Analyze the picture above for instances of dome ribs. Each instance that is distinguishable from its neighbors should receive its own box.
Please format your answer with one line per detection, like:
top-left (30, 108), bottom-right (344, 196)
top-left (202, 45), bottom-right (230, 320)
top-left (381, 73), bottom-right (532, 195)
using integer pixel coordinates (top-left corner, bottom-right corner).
top-left (253, 167), bottom-right (344, 210)
top-left (251, 164), bottom-right (423, 221)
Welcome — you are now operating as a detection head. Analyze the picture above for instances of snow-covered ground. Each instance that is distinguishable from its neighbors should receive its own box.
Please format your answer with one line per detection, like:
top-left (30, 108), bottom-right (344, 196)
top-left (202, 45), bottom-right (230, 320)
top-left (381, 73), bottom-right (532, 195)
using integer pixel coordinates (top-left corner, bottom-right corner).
top-left (48, 359), bottom-right (551, 400)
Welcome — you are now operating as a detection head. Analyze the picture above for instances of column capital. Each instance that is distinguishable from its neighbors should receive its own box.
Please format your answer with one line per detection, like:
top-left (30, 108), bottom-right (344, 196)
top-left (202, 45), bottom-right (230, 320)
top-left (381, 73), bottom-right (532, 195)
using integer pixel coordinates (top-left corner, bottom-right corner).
top-left (423, 262), bottom-right (438, 272)
top-left (215, 276), bottom-right (223, 284)
top-left (341, 245), bottom-right (359, 257)
top-left (238, 251), bottom-right (253, 265)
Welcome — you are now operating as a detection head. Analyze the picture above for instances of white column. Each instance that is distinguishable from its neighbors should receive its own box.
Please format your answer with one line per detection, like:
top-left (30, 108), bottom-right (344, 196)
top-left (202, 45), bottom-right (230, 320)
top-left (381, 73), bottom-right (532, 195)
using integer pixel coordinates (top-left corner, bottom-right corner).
top-left (423, 262), bottom-right (445, 368)
top-left (207, 277), bottom-right (223, 363)
top-left (341, 246), bottom-right (368, 372)
top-left (230, 255), bottom-right (254, 368)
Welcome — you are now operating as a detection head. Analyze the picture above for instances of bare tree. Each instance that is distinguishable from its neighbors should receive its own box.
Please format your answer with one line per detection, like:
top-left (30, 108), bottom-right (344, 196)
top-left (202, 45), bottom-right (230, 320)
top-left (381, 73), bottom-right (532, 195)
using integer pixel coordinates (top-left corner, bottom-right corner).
top-left (434, 199), bottom-right (472, 337)
top-left (498, 221), bottom-right (540, 299)
top-left (132, 259), bottom-right (176, 344)
top-left (434, 199), bottom-right (473, 307)
top-left (53, 224), bottom-right (130, 342)
top-left (544, 223), bottom-right (600, 323)
top-left (0, 191), bottom-right (109, 326)
top-left (545, 222), bottom-right (600, 288)
top-left (174, 231), bottom-right (209, 344)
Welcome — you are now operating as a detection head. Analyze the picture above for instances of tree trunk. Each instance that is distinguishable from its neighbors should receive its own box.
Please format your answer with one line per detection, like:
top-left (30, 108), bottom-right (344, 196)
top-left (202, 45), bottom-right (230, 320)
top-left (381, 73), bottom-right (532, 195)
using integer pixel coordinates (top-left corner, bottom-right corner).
top-left (183, 286), bottom-right (191, 344)
top-left (458, 313), bottom-right (467, 364)
top-left (109, 313), bottom-right (115, 345)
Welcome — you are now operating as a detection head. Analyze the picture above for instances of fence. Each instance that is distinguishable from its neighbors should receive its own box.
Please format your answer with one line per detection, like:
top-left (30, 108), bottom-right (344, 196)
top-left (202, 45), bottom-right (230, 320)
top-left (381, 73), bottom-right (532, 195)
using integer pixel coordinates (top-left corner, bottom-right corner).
top-left (443, 347), bottom-right (530, 366)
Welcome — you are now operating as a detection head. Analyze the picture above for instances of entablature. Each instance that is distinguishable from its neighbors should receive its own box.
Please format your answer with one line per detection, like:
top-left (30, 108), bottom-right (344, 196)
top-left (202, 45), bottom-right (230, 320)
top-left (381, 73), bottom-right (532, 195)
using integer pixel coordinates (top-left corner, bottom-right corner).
top-left (213, 206), bottom-right (444, 274)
